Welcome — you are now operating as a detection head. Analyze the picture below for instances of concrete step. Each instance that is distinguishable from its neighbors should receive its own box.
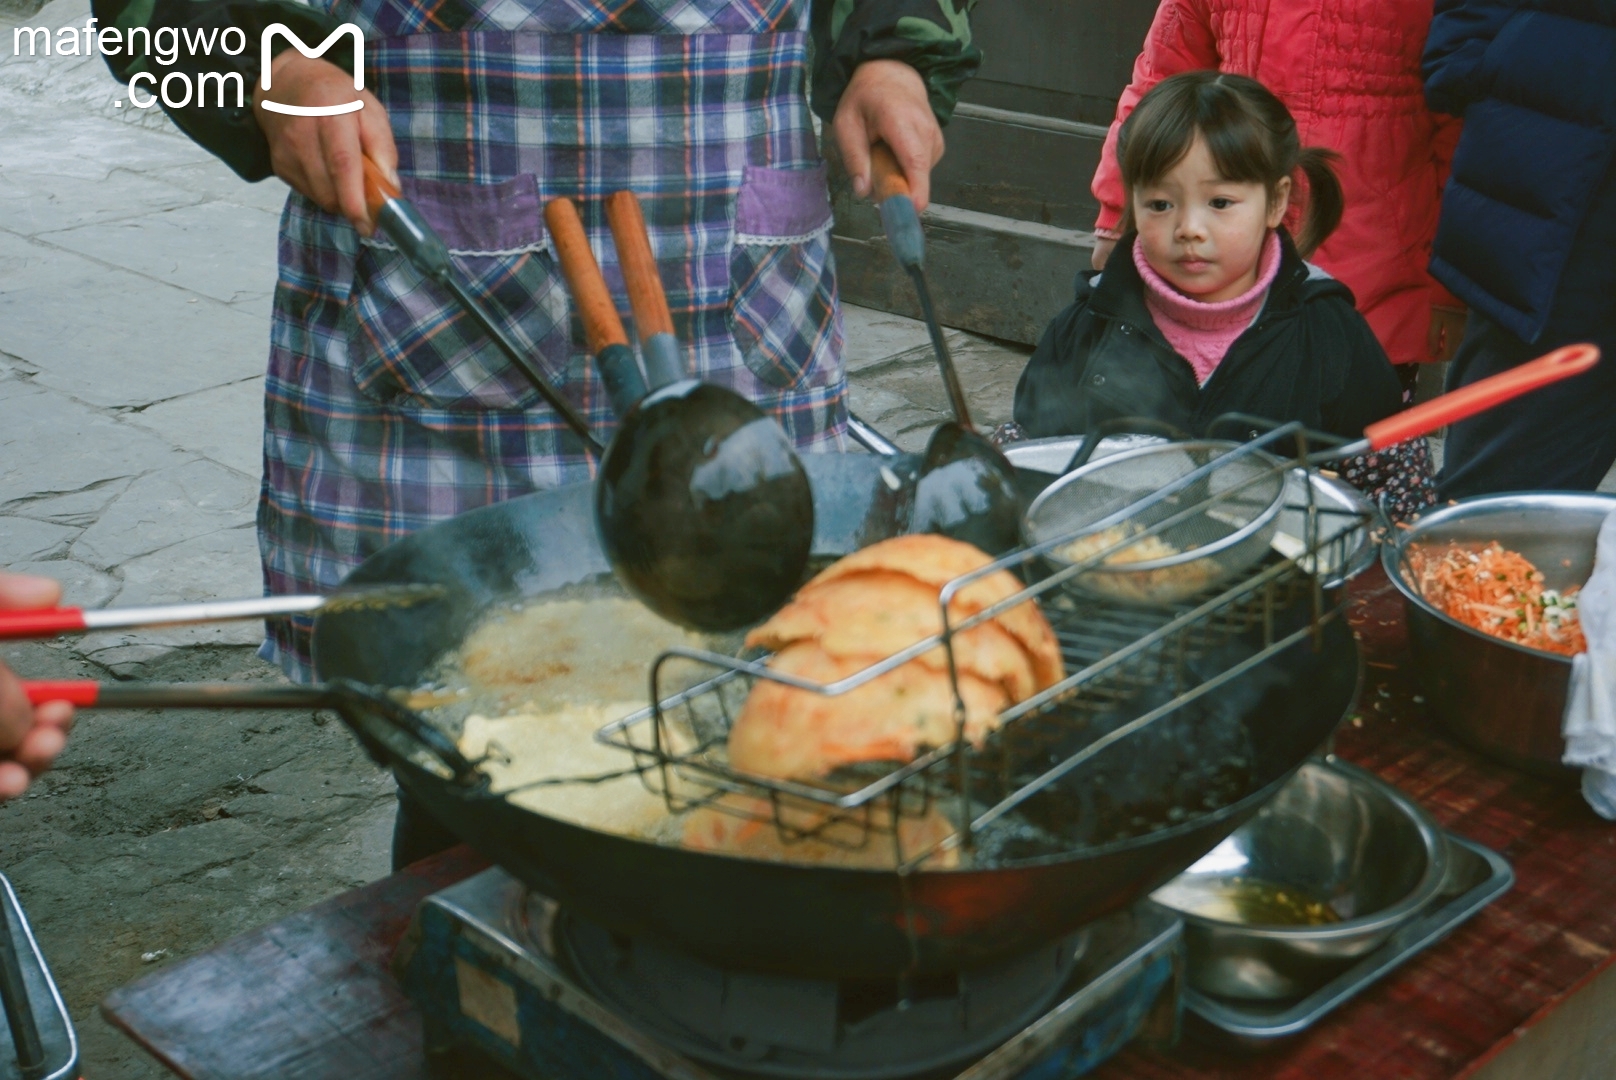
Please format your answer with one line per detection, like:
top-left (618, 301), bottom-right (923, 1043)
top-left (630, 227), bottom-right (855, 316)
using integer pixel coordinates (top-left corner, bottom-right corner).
top-left (831, 179), bottom-right (1093, 346)
top-left (931, 103), bottom-right (1106, 231)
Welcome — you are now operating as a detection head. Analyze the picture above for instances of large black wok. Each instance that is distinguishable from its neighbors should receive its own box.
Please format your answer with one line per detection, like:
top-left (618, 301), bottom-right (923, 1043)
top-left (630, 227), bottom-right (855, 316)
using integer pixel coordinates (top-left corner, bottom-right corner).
top-left (313, 452), bottom-right (1359, 978)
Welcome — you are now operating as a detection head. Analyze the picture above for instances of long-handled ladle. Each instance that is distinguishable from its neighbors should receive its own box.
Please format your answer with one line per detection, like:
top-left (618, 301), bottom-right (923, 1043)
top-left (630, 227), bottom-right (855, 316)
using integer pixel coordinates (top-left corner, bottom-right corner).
top-left (544, 195), bottom-right (815, 631)
top-left (870, 145), bottom-right (1022, 554)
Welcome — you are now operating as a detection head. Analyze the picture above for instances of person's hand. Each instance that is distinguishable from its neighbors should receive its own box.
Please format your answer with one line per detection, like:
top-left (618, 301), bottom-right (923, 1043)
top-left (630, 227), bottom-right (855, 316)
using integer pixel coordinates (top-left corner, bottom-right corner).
top-left (1090, 237), bottom-right (1118, 271)
top-left (1428, 306), bottom-right (1467, 363)
top-left (833, 60), bottom-right (945, 211)
top-left (0, 574), bottom-right (73, 800)
top-left (253, 51), bottom-right (398, 235)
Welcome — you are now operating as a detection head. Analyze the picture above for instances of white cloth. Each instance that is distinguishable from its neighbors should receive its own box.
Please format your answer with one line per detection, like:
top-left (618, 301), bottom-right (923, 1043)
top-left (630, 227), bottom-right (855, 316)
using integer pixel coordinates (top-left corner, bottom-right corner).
top-left (1563, 509), bottom-right (1616, 818)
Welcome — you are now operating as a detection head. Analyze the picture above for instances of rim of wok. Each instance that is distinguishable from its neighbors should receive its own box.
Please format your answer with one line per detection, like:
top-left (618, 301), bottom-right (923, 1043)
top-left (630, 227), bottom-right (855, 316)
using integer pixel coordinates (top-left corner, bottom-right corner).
top-left (312, 456), bottom-right (1359, 877)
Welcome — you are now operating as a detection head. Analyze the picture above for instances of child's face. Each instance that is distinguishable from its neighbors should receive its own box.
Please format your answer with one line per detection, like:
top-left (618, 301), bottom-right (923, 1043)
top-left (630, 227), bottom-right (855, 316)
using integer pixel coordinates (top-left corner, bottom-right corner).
top-left (1131, 134), bottom-right (1290, 303)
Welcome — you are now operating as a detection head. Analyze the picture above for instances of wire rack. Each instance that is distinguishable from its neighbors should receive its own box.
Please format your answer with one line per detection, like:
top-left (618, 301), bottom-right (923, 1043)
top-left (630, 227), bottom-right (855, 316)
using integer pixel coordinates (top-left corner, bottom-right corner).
top-left (595, 422), bottom-right (1377, 871)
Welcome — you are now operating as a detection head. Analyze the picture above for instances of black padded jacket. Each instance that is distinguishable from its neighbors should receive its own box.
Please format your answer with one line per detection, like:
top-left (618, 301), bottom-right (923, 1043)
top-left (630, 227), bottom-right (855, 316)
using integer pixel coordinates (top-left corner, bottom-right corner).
top-left (1013, 230), bottom-right (1403, 443)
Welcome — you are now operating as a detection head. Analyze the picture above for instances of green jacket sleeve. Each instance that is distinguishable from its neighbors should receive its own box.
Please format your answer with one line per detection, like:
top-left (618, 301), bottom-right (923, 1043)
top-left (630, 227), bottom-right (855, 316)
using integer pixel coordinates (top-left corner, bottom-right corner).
top-left (90, 0), bottom-right (346, 181)
top-left (810, 0), bottom-right (981, 126)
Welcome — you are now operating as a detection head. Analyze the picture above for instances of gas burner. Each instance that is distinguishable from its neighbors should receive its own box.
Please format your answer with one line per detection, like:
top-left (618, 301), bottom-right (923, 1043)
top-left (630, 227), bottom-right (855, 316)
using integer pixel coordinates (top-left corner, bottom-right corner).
top-left (554, 910), bottom-right (1086, 1080)
top-left (397, 868), bottom-right (1182, 1080)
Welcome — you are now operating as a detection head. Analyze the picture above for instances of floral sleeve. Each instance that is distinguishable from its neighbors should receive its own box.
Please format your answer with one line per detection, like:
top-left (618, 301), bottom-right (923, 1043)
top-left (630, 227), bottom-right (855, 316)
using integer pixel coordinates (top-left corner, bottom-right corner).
top-left (1338, 438), bottom-right (1439, 523)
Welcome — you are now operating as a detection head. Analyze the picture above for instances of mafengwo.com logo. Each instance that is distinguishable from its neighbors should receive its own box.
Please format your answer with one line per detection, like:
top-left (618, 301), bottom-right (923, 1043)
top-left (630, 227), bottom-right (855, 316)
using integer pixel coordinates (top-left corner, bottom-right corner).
top-left (8, 19), bottom-right (364, 114)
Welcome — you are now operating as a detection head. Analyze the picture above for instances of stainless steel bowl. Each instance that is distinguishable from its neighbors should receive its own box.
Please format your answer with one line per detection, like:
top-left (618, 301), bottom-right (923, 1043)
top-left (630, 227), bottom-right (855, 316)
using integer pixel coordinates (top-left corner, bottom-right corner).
top-left (1382, 493), bottom-right (1616, 775)
top-left (1023, 441), bottom-right (1288, 604)
top-left (1151, 759), bottom-right (1448, 1002)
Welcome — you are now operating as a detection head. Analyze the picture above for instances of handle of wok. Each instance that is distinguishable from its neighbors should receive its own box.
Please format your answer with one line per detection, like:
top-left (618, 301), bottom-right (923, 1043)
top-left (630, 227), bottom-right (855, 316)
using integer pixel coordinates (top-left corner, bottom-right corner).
top-left (1362, 343), bottom-right (1599, 450)
top-left (544, 198), bottom-right (648, 417)
top-left (23, 680), bottom-right (486, 789)
top-left (605, 191), bottom-right (684, 389)
top-left (872, 144), bottom-right (924, 272)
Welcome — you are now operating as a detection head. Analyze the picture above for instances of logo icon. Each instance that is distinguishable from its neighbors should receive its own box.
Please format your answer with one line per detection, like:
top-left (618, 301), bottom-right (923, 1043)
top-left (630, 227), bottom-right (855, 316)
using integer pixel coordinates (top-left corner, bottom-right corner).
top-left (260, 23), bottom-right (365, 116)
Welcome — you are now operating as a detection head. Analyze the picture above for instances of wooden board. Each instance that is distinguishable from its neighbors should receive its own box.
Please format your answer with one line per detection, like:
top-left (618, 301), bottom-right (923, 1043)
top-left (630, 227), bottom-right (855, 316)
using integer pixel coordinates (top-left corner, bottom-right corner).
top-left (101, 847), bottom-right (490, 1080)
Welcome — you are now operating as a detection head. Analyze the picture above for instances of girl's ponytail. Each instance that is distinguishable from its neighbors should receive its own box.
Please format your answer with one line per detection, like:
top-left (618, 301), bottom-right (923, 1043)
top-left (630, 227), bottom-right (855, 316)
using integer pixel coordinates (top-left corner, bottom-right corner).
top-left (1294, 146), bottom-right (1344, 258)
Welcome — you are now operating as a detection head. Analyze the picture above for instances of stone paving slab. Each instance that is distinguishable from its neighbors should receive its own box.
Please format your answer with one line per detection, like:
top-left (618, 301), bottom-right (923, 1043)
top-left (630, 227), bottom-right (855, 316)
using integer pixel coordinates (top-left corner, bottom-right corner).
top-left (0, 165), bottom-right (204, 238)
top-left (73, 458), bottom-right (258, 569)
top-left (124, 375), bottom-right (266, 479)
top-left (0, 230), bottom-right (271, 408)
top-left (0, 379), bottom-right (185, 506)
top-left (41, 199), bottom-right (283, 304)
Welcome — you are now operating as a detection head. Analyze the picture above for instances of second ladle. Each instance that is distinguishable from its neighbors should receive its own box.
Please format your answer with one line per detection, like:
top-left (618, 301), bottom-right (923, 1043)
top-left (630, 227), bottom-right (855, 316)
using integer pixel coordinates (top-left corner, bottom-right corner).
top-left (544, 196), bottom-right (814, 632)
top-left (871, 145), bottom-right (1022, 554)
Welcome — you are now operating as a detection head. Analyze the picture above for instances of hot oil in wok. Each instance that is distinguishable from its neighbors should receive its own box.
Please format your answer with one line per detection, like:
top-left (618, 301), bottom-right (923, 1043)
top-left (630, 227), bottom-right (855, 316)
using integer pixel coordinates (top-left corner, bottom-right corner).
top-left (407, 578), bottom-right (1260, 868)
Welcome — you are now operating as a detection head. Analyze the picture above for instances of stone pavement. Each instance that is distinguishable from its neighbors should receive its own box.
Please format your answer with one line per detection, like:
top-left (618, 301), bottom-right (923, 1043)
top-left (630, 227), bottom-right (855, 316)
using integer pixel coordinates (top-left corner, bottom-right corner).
top-left (0, 2), bottom-right (1031, 1076)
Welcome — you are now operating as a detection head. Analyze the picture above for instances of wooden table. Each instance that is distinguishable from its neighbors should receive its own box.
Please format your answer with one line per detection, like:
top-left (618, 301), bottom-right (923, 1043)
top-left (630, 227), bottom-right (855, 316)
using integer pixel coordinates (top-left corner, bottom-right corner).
top-left (102, 571), bottom-right (1616, 1080)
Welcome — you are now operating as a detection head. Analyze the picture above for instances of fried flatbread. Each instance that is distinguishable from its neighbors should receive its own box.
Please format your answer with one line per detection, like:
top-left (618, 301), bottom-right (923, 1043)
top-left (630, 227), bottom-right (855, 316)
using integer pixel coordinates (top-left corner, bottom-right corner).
top-left (745, 570), bottom-right (1038, 701)
top-left (796, 535), bottom-right (1064, 690)
top-left (727, 642), bottom-right (1010, 781)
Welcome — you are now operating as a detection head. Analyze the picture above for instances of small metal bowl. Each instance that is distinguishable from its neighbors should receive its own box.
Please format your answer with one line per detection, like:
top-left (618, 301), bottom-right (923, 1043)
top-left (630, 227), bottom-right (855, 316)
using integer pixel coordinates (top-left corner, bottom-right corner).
top-left (1151, 760), bottom-right (1448, 1002)
top-left (1383, 493), bottom-right (1616, 775)
top-left (1023, 441), bottom-right (1288, 604)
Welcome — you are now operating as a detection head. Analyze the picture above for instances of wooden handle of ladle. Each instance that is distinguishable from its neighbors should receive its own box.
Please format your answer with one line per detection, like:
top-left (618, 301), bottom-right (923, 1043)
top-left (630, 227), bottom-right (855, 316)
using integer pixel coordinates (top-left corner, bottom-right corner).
top-left (604, 192), bottom-right (675, 341)
top-left (362, 156), bottom-right (400, 221)
top-left (544, 198), bottom-right (631, 356)
top-left (1363, 343), bottom-right (1600, 450)
top-left (870, 143), bottom-right (910, 202)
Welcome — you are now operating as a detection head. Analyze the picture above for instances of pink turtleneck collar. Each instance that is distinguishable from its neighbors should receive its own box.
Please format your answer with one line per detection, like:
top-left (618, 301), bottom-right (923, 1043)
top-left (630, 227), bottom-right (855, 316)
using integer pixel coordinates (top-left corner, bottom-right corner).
top-left (1133, 232), bottom-right (1282, 386)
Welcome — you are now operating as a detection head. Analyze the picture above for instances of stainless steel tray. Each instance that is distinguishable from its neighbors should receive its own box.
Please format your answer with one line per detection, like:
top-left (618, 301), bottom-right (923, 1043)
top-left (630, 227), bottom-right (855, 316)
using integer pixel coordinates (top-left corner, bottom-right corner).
top-left (1180, 832), bottom-right (1513, 1049)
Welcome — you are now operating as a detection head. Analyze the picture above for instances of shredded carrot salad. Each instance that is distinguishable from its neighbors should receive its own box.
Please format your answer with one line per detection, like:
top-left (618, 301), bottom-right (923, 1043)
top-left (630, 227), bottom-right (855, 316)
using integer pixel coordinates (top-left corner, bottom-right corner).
top-left (1407, 542), bottom-right (1586, 657)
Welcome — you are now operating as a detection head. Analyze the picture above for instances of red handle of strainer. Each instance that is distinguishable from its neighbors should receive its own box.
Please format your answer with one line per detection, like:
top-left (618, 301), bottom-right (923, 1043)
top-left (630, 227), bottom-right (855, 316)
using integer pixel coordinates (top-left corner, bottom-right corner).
top-left (1363, 344), bottom-right (1598, 450)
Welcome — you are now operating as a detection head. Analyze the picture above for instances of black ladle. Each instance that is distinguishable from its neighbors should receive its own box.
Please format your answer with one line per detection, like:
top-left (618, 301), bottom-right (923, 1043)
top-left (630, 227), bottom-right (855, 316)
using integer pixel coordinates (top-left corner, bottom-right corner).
top-left (870, 145), bottom-right (1021, 554)
top-left (544, 195), bottom-right (814, 632)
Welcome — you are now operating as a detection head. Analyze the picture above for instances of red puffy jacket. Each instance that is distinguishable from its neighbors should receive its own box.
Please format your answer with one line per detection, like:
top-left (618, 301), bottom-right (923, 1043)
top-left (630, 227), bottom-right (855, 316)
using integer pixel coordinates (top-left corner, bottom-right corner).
top-left (1092, 0), bottom-right (1462, 366)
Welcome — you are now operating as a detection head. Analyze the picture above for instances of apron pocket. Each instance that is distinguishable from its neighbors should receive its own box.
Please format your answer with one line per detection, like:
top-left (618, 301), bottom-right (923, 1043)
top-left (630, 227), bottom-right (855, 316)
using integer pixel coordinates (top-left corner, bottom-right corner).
top-left (728, 163), bottom-right (839, 390)
top-left (348, 174), bottom-right (570, 412)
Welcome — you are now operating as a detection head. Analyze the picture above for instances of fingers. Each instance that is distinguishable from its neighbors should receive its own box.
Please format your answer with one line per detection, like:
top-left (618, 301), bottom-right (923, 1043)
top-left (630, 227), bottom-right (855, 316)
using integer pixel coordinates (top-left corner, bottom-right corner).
top-left (320, 115), bottom-right (373, 235)
top-left (0, 666), bottom-right (29, 753)
top-left (1091, 238), bottom-right (1117, 272)
top-left (0, 572), bottom-right (61, 610)
top-left (835, 108), bottom-right (874, 201)
top-left (358, 92), bottom-right (399, 188)
top-left (886, 128), bottom-right (939, 212)
top-left (11, 723), bottom-right (66, 778)
top-left (0, 762), bottom-right (29, 801)
top-left (833, 60), bottom-right (945, 211)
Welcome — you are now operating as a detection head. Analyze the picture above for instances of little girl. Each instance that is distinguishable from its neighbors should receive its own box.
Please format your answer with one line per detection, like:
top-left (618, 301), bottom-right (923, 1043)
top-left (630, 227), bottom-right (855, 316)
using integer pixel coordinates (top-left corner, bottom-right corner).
top-left (1012, 72), bottom-right (1434, 518)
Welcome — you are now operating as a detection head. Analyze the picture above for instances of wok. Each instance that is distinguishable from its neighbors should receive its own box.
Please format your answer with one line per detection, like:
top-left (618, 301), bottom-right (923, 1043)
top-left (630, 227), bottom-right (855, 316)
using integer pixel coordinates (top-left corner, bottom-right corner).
top-left (311, 449), bottom-right (1361, 978)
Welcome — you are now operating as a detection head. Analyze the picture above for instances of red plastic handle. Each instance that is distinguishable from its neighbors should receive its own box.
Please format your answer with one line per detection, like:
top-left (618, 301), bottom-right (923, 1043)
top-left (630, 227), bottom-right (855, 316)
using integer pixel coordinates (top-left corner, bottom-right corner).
top-left (1365, 344), bottom-right (1599, 450)
top-left (0, 609), bottom-right (87, 640)
top-left (23, 681), bottom-right (100, 707)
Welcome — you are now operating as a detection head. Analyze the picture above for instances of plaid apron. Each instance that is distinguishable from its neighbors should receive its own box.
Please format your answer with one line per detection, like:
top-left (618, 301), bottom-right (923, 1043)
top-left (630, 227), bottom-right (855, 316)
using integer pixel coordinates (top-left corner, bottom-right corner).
top-left (261, 0), bottom-right (848, 679)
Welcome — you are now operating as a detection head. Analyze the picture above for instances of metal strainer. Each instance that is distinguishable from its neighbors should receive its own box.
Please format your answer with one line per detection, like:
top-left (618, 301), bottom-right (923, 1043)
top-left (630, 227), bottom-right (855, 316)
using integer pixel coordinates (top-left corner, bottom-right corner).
top-left (1023, 440), bottom-right (1288, 604)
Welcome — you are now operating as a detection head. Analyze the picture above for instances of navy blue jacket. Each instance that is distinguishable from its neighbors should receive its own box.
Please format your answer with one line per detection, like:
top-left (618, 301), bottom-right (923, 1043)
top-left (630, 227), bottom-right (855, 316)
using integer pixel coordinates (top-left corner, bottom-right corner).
top-left (1423, 0), bottom-right (1616, 343)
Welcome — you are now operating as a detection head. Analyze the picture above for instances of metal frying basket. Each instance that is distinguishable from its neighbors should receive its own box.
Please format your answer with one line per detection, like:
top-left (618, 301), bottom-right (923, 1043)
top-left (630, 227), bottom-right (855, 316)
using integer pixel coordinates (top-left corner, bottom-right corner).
top-left (1024, 441), bottom-right (1288, 604)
